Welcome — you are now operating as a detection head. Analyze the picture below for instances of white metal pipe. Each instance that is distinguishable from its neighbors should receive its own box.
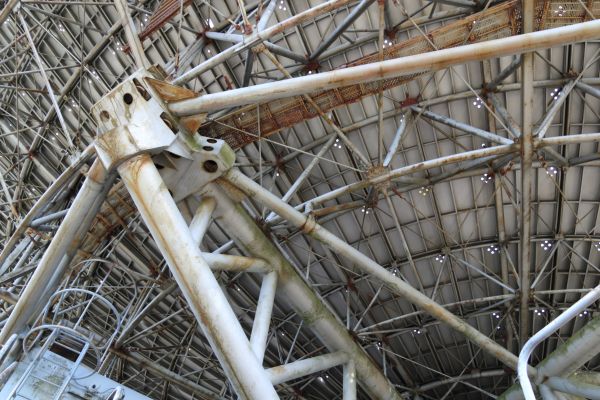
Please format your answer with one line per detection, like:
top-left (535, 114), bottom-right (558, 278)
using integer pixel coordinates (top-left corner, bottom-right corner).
top-left (537, 132), bottom-right (600, 146)
top-left (114, 0), bottom-right (150, 69)
top-left (172, 0), bottom-right (354, 85)
top-left (0, 145), bottom-right (94, 268)
top-left (257, 0), bottom-right (277, 31)
top-left (266, 351), bottom-right (349, 385)
top-left (535, 80), bottom-right (578, 138)
top-left (343, 360), bottom-right (357, 400)
top-left (383, 113), bottom-right (409, 167)
top-left (307, 144), bottom-right (516, 207)
top-left (201, 252), bottom-right (272, 273)
top-left (189, 197), bottom-right (217, 245)
top-left (263, 41), bottom-right (307, 63)
top-left (539, 384), bottom-right (559, 400)
top-left (208, 184), bottom-right (402, 400)
top-left (30, 209), bottom-right (69, 228)
top-left (575, 81), bottom-right (600, 99)
top-left (117, 155), bottom-right (278, 400)
top-left (250, 271), bottom-right (278, 364)
top-left (170, 20), bottom-right (600, 115)
top-left (224, 168), bottom-right (527, 372)
top-left (412, 106), bottom-right (513, 145)
top-left (518, 285), bottom-right (600, 400)
top-left (546, 377), bottom-right (600, 399)
top-left (0, 160), bottom-right (112, 344)
top-left (204, 32), bottom-right (243, 43)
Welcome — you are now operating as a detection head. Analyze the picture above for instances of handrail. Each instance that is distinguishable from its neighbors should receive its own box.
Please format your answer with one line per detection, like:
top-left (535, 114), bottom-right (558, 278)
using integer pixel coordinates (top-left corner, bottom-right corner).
top-left (518, 284), bottom-right (600, 399)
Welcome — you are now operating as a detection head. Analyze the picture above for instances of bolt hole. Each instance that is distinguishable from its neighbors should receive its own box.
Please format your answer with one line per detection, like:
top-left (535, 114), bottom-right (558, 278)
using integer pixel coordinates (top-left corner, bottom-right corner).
top-left (100, 110), bottom-right (110, 121)
top-left (133, 78), bottom-right (151, 101)
top-left (202, 146), bottom-right (214, 152)
top-left (123, 93), bottom-right (134, 105)
top-left (203, 160), bottom-right (218, 173)
top-left (207, 138), bottom-right (218, 144)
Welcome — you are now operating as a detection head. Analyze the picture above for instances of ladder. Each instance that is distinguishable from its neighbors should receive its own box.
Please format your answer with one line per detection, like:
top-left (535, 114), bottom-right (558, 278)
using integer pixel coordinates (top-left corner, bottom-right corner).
top-left (6, 328), bottom-right (90, 400)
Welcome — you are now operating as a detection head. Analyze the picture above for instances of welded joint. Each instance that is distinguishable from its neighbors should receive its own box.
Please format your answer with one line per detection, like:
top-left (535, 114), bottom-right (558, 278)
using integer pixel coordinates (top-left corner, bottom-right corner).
top-left (299, 213), bottom-right (318, 234)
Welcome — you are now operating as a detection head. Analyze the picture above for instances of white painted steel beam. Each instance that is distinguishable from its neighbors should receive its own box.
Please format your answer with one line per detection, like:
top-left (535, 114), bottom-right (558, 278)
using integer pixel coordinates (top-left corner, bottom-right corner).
top-left (117, 154), bottom-right (278, 400)
top-left (223, 168), bottom-right (531, 373)
top-left (170, 20), bottom-right (600, 115)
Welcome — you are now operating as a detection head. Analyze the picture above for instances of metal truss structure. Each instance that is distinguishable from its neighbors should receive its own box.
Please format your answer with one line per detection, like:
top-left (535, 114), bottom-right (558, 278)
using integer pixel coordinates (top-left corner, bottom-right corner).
top-left (1, 0), bottom-right (600, 399)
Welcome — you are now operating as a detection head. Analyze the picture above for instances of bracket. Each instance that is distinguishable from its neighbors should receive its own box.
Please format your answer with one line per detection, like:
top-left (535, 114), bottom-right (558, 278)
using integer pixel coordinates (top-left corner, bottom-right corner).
top-left (91, 68), bottom-right (234, 197)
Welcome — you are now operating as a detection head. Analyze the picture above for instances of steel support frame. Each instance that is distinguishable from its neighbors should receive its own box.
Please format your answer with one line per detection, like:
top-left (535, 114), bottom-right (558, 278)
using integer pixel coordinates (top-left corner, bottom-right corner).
top-left (500, 316), bottom-right (600, 399)
top-left (309, 0), bottom-right (376, 60)
top-left (63, 68), bottom-right (400, 398)
top-left (169, 19), bottom-right (600, 115)
top-left (222, 168), bottom-right (526, 372)
top-left (5, 5), bottom-right (600, 396)
top-left (116, 154), bottom-right (279, 400)
top-left (172, 0), bottom-right (356, 85)
top-left (206, 183), bottom-right (402, 400)
top-left (0, 159), bottom-right (115, 344)
top-left (519, 0), bottom-right (534, 346)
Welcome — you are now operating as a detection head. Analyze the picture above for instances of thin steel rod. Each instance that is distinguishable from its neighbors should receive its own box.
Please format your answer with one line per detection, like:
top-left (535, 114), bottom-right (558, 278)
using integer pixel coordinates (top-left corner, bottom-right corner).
top-left (265, 351), bottom-right (349, 385)
top-left (452, 257), bottom-right (515, 293)
top-left (266, 134), bottom-right (337, 222)
top-left (19, 12), bottom-right (73, 148)
top-left (114, 281), bottom-right (178, 348)
top-left (0, 145), bottom-right (94, 268)
top-left (250, 271), bottom-right (278, 364)
top-left (111, 349), bottom-right (225, 400)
